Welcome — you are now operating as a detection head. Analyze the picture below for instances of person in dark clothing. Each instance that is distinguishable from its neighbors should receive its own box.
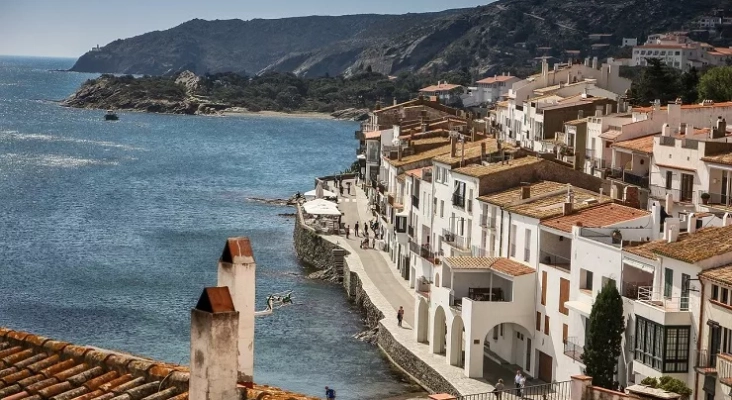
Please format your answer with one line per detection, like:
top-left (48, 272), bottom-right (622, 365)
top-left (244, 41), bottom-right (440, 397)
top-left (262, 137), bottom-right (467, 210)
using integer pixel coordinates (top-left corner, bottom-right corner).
top-left (397, 306), bottom-right (404, 327)
top-left (345, 225), bottom-right (350, 239)
top-left (363, 222), bottom-right (368, 235)
top-left (354, 221), bottom-right (359, 237)
top-left (325, 386), bottom-right (335, 400)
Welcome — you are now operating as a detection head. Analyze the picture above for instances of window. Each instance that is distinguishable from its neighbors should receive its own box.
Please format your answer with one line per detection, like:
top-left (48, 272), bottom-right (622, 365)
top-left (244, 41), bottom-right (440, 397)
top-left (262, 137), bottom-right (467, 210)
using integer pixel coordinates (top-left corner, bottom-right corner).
top-left (664, 268), bottom-right (673, 298)
top-left (580, 269), bottom-right (593, 291)
top-left (524, 229), bottom-right (531, 262)
top-left (675, 51), bottom-right (681, 55)
top-left (559, 278), bottom-right (570, 315)
top-left (440, 200), bottom-right (444, 218)
top-left (493, 326), bottom-right (499, 340)
top-left (541, 271), bottom-right (547, 306)
top-left (665, 171), bottom-right (673, 190)
top-left (536, 312), bottom-right (542, 331)
top-left (467, 189), bottom-right (473, 213)
top-left (395, 215), bottom-right (407, 233)
top-left (681, 173), bottom-right (694, 202)
top-left (544, 316), bottom-right (550, 335)
top-left (712, 284), bottom-right (720, 301)
top-left (634, 317), bottom-right (690, 373)
top-left (509, 224), bottom-right (517, 257)
top-left (563, 324), bottom-right (568, 344)
top-left (452, 181), bottom-right (466, 208)
top-left (500, 323), bottom-right (504, 337)
top-left (723, 288), bottom-right (729, 304)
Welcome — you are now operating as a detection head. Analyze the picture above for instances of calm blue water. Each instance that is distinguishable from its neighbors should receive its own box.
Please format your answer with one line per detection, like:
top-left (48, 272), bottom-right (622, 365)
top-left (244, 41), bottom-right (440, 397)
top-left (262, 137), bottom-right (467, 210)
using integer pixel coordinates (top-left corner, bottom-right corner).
top-left (0, 56), bottom-right (413, 400)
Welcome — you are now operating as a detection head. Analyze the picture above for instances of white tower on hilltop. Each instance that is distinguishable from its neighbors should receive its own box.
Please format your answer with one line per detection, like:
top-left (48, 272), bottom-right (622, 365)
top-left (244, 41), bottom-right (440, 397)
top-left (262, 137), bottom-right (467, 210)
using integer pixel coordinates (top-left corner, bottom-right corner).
top-left (217, 237), bottom-right (256, 387)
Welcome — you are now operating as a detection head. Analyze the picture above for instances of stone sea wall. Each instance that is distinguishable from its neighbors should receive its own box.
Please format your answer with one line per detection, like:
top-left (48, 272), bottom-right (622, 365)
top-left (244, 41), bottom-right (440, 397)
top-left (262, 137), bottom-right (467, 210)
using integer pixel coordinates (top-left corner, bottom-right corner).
top-left (293, 205), bottom-right (455, 395)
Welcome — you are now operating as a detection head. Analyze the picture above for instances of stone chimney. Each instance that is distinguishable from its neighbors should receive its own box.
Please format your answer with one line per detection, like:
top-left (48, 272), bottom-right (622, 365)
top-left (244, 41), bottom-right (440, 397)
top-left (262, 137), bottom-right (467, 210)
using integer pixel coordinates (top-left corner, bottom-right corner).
top-left (713, 116), bottom-right (727, 139)
top-left (451, 137), bottom-right (457, 158)
top-left (687, 213), bottom-right (698, 234)
top-left (190, 287), bottom-right (239, 400)
top-left (521, 186), bottom-right (531, 200)
top-left (393, 97), bottom-right (397, 106)
top-left (217, 238), bottom-right (256, 386)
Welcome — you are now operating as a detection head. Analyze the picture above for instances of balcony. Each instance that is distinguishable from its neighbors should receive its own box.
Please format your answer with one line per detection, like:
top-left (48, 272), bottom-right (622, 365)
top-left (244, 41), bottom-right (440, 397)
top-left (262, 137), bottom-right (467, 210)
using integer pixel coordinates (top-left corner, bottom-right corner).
top-left (696, 349), bottom-right (720, 375)
top-left (409, 241), bottom-right (436, 263)
top-left (634, 286), bottom-right (691, 326)
top-left (472, 245), bottom-right (490, 258)
top-left (649, 185), bottom-right (694, 203)
top-left (564, 337), bottom-right (584, 363)
top-left (539, 250), bottom-right (571, 271)
top-left (411, 195), bottom-right (420, 209)
top-left (700, 191), bottom-right (732, 211)
top-left (609, 168), bottom-right (649, 188)
top-left (442, 229), bottom-right (470, 250)
top-left (480, 215), bottom-right (495, 230)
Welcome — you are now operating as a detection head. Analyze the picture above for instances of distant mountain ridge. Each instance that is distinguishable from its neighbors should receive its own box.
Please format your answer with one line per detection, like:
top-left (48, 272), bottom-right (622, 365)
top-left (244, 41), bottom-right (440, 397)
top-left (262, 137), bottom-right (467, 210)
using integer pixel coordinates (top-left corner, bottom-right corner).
top-left (70, 0), bottom-right (731, 77)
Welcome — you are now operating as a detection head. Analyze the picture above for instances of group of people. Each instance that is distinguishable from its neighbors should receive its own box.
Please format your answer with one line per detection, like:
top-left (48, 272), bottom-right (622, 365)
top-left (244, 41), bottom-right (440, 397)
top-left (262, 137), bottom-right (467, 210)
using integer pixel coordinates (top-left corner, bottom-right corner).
top-left (492, 370), bottom-right (527, 399)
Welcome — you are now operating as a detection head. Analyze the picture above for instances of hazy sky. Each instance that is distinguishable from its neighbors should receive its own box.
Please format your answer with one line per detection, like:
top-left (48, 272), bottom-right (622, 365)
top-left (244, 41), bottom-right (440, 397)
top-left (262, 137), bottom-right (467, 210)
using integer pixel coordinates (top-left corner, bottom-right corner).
top-left (0, 0), bottom-right (490, 58)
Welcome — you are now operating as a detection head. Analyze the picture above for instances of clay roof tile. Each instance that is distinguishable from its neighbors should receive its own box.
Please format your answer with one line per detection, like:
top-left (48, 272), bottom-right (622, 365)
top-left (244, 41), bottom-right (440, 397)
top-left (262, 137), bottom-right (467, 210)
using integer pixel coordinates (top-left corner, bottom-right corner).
top-left (3, 350), bottom-right (35, 367)
top-left (49, 386), bottom-right (88, 400)
top-left (71, 390), bottom-right (106, 400)
top-left (139, 387), bottom-right (177, 400)
top-left (40, 360), bottom-right (76, 379)
top-left (25, 377), bottom-right (60, 395)
top-left (0, 347), bottom-right (24, 361)
top-left (4, 391), bottom-right (30, 400)
top-left (0, 367), bottom-right (19, 380)
top-left (17, 374), bottom-right (48, 390)
top-left (67, 367), bottom-right (104, 387)
top-left (2, 370), bottom-right (32, 385)
top-left (41, 341), bottom-right (70, 354)
top-left (15, 354), bottom-right (50, 370)
top-left (6, 332), bottom-right (30, 342)
top-left (36, 381), bottom-right (73, 399)
top-left (53, 364), bottom-right (90, 381)
top-left (0, 385), bottom-right (23, 399)
top-left (109, 377), bottom-right (146, 395)
top-left (26, 355), bottom-right (60, 374)
top-left (83, 371), bottom-right (119, 391)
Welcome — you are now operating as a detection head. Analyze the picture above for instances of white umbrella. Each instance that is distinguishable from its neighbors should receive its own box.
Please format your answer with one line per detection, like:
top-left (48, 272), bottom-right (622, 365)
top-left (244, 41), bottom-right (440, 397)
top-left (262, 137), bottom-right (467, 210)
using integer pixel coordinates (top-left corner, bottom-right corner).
top-left (304, 188), bottom-right (336, 199)
top-left (302, 199), bottom-right (342, 216)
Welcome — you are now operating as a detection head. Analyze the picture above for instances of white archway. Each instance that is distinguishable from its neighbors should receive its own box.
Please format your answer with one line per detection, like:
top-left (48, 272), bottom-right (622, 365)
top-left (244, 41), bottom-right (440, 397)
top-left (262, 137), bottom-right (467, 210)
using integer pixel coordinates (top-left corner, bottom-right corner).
top-left (450, 315), bottom-right (465, 368)
top-left (417, 298), bottom-right (429, 343)
top-left (432, 306), bottom-right (446, 355)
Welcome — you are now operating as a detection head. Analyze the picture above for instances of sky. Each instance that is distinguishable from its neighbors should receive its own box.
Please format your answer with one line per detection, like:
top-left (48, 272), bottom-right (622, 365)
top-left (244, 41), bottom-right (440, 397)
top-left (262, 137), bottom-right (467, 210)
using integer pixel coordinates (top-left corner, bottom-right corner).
top-left (0, 0), bottom-right (490, 58)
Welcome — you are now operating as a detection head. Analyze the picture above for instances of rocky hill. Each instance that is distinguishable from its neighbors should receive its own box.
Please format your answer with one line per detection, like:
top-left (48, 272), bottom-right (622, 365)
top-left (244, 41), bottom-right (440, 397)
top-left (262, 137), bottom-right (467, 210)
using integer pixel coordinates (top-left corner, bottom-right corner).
top-left (71, 0), bottom-right (732, 77)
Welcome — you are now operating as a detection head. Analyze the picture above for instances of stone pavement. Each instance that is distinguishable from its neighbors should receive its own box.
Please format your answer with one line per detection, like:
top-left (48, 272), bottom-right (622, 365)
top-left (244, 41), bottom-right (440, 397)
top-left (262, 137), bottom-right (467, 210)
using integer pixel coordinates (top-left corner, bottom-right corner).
top-left (320, 179), bottom-right (496, 396)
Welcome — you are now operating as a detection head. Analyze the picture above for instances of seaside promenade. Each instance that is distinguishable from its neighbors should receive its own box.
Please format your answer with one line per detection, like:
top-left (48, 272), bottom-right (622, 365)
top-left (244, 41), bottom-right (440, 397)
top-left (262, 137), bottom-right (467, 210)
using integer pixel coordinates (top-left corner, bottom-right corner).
top-left (317, 179), bottom-right (503, 396)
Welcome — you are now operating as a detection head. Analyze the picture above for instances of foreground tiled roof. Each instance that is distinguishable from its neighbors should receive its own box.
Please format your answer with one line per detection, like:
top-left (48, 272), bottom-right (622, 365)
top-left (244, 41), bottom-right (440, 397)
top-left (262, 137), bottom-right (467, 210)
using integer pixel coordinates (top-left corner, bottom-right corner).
top-left (432, 138), bottom-right (511, 166)
top-left (476, 76), bottom-right (515, 85)
top-left (702, 152), bottom-right (732, 166)
top-left (443, 257), bottom-right (534, 276)
top-left (599, 130), bottom-right (623, 140)
top-left (700, 265), bottom-right (732, 286)
top-left (0, 329), bottom-right (316, 400)
top-left (383, 142), bottom-right (452, 168)
top-left (651, 225), bottom-right (732, 263)
top-left (419, 83), bottom-right (463, 92)
top-left (623, 240), bottom-right (669, 260)
top-left (478, 181), bottom-right (611, 220)
top-left (612, 134), bottom-right (658, 154)
top-left (364, 130), bottom-right (386, 140)
top-left (541, 203), bottom-right (649, 233)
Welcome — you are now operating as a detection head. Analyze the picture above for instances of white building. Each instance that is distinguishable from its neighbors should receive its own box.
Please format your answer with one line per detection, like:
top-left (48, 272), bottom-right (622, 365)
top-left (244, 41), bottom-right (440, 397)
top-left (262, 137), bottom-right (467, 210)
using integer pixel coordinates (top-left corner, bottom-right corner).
top-left (464, 75), bottom-right (520, 106)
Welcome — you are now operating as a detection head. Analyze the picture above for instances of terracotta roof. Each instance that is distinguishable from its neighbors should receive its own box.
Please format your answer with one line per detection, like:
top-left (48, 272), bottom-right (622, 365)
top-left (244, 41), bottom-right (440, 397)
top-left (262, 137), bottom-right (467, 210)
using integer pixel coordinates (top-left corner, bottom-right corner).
top-left (364, 130), bottom-right (385, 140)
top-left (452, 156), bottom-right (542, 178)
top-left (599, 129), bottom-right (623, 140)
top-left (478, 181), bottom-right (612, 220)
top-left (612, 134), bottom-right (658, 154)
top-left (432, 138), bottom-right (512, 166)
top-left (713, 47), bottom-right (732, 56)
top-left (651, 225), bottom-right (732, 263)
top-left (700, 265), bottom-right (732, 286)
top-left (564, 118), bottom-right (588, 126)
top-left (405, 168), bottom-right (424, 179)
top-left (419, 83), bottom-right (463, 92)
top-left (541, 97), bottom-right (610, 111)
top-left (654, 162), bottom-right (697, 172)
top-left (443, 257), bottom-right (534, 276)
top-left (636, 44), bottom-right (689, 49)
top-left (0, 329), bottom-right (316, 400)
top-left (541, 203), bottom-right (650, 233)
top-left (702, 152), bottom-right (732, 166)
top-left (476, 76), bottom-right (516, 84)
top-left (383, 142), bottom-right (452, 168)
top-left (623, 240), bottom-right (668, 260)
top-left (633, 101), bottom-right (732, 113)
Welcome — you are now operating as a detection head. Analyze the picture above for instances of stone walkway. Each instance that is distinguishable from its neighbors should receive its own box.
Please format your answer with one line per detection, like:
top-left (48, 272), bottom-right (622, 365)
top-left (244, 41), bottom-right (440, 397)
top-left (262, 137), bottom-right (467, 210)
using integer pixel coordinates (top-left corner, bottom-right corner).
top-left (320, 179), bottom-right (495, 396)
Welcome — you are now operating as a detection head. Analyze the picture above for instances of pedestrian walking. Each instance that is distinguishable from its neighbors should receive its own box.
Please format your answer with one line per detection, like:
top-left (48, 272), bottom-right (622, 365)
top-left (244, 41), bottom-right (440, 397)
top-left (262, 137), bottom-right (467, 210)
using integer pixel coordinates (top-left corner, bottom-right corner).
top-left (325, 386), bottom-right (336, 400)
top-left (397, 306), bottom-right (404, 327)
top-left (345, 225), bottom-right (350, 239)
top-left (347, 182), bottom-right (351, 195)
top-left (494, 378), bottom-right (505, 400)
top-left (515, 371), bottom-right (524, 397)
top-left (339, 185), bottom-right (343, 196)
top-left (354, 222), bottom-right (359, 237)
top-left (363, 222), bottom-right (368, 235)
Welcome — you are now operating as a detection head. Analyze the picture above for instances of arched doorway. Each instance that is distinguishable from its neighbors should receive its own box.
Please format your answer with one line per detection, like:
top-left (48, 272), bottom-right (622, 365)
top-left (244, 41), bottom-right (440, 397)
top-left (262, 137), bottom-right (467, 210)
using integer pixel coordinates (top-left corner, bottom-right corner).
top-left (450, 316), bottom-right (465, 368)
top-left (432, 306), bottom-right (446, 355)
top-left (417, 298), bottom-right (429, 343)
top-left (483, 323), bottom-right (532, 378)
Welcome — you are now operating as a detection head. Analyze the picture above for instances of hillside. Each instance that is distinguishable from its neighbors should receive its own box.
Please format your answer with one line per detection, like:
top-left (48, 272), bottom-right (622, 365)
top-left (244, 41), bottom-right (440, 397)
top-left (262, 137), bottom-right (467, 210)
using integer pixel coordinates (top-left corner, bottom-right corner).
top-left (71, 0), bottom-right (732, 77)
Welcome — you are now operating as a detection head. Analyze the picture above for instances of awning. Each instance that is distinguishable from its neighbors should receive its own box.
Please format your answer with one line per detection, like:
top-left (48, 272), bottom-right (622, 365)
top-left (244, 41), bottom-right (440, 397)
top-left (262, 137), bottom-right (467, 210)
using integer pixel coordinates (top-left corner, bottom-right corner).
top-left (304, 189), bottom-right (337, 198)
top-left (623, 258), bottom-right (655, 274)
top-left (302, 199), bottom-right (342, 216)
top-left (565, 300), bottom-right (592, 316)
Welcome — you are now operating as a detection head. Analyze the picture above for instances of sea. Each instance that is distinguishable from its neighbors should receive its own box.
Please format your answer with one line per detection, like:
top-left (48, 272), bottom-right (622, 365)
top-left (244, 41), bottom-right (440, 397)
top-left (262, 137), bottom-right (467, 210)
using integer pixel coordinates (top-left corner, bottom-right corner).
top-left (0, 56), bottom-right (415, 400)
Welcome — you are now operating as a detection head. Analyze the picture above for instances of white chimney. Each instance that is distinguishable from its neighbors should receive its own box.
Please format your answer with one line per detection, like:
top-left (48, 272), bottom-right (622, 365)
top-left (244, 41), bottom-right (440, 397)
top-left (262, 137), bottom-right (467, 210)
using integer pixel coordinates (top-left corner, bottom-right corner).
top-left (665, 193), bottom-right (674, 214)
top-left (687, 213), bottom-right (698, 234)
top-left (724, 213), bottom-right (732, 227)
top-left (661, 123), bottom-right (671, 137)
top-left (190, 287), bottom-right (239, 400)
top-left (217, 238), bottom-right (256, 385)
top-left (665, 218), bottom-right (680, 243)
top-left (685, 124), bottom-right (692, 136)
top-left (592, 56), bottom-right (598, 69)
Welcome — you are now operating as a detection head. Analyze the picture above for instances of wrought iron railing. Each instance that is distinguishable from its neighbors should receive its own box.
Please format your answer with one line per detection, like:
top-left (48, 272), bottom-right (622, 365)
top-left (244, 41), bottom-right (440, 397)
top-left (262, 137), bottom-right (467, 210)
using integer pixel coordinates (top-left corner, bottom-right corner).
top-left (697, 349), bottom-right (720, 372)
top-left (700, 191), bottom-right (732, 208)
top-left (637, 286), bottom-right (690, 311)
top-left (472, 245), bottom-right (490, 258)
top-left (442, 229), bottom-right (469, 250)
top-left (609, 168), bottom-right (649, 188)
top-left (649, 185), bottom-right (694, 203)
top-left (564, 337), bottom-right (584, 362)
top-left (456, 380), bottom-right (572, 400)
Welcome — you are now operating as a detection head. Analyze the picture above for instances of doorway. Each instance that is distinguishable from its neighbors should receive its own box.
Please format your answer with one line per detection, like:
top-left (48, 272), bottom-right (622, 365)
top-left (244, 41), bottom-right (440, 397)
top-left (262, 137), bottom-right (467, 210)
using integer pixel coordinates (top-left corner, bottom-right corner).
top-left (538, 352), bottom-right (552, 383)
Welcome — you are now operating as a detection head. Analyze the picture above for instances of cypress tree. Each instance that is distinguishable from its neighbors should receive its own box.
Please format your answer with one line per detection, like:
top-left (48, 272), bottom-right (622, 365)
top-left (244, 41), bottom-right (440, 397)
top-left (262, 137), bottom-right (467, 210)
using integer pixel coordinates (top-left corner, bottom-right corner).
top-left (582, 282), bottom-right (625, 390)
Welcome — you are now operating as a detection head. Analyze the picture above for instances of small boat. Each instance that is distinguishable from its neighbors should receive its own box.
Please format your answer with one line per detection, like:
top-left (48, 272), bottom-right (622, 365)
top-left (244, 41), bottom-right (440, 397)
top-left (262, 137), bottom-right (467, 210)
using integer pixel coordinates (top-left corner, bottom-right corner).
top-left (104, 110), bottom-right (119, 121)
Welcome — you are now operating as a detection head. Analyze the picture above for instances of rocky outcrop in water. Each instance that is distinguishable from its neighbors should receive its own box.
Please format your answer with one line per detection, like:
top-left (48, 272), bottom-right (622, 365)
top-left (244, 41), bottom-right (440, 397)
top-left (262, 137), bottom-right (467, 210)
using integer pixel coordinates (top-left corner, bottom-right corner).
top-left (330, 108), bottom-right (370, 121)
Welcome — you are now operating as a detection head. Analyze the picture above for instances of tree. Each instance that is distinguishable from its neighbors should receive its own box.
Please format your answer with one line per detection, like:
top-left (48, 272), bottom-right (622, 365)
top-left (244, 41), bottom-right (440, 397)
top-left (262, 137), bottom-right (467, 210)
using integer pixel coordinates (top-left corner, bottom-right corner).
top-left (630, 58), bottom-right (680, 106)
top-left (640, 377), bottom-right (692, 398)
top-left (698, 66), bottom-right (732, 102)
top-left (679, 67), bottom-right (700, 105)
top-left (582, 282), bottom-right (624, 389)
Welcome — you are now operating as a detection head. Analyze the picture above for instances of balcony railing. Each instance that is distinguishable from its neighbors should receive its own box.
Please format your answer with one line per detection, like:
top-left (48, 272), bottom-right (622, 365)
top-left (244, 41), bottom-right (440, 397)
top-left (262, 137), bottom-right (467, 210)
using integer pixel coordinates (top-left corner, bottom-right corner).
top-left (609, 168), bottom-right (649, 188)
top-left (637, 286), bottom-right (690, 311)
top-left (480, 215), bottom-right (495, 229)
top-left (410, 241), bottom-right (436, 263)
top-left (411, 195), bottom-right (420, 209)
top-left (442, 229), bottom-right (470, 250)
top-left (472, 245), bottom-right (490, 258)
top-left (564, 337), bottom-right (584, 363)
top-left (457, 380), bottom-right (572, 400)
top-left (621, 281), bottom-right (653, 300)
top-left (700, 191), bottom-right (732, 209)
top-left (697, 349), bottom-right (720, 374)
top-left (649, 185), bottom-right (694, 203)
top-left (660, 136), bottom-right (676, 146)
top-left (539, 250), bottom-right (571, 270)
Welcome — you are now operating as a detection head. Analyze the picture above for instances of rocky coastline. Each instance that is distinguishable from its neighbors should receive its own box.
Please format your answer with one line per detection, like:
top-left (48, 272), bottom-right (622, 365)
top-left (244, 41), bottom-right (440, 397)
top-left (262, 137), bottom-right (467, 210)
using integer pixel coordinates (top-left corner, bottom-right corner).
top-left (61, 71), bottom-right (369, 120)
